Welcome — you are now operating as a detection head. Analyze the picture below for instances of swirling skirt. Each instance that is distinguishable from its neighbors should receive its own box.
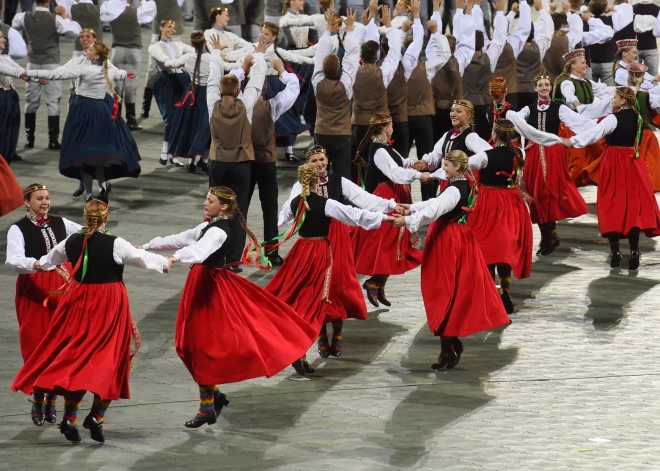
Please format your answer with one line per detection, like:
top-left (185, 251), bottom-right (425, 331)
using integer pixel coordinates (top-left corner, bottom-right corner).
top-left (0, 88), bottom-right (20, 162)
top-left (167, 85), bottom-right (210, 158)
top-left (154, 71), bottom-right (191, 141)
top-left (0, 156), bottom-right (23, 216)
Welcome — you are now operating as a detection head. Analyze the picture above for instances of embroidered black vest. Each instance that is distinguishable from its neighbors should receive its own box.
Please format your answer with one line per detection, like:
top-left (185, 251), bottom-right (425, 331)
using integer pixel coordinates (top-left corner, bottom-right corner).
top-left (291, 192), bottom-right (331, 238)
top-left (14, 216), bottom-right (67, 259)
top-left (528, 102), bottom-right (561, 135)
top-left (439, 179), bottom-right (471, 221)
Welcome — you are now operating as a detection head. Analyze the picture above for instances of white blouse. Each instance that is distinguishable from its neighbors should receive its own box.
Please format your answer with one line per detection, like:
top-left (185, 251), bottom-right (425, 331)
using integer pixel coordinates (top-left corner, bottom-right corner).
top-left (324, 198), bottom-right (388, 230)
top-left (374, 147), bottom-right (422, 184)
top-left (416, 131), bottom-right (492, 170)
top-left (406, 186), bottom-right (462, 233)
top-left (27, 63), bottom-right (127, 99)
top-left (165, 51), bottom-right (211, 86)
top-left (99, 0), bottom-right (158, 24)
top-left (148, 40), bottom-right (195, 74)
top-left (0, 54), bottom-right (22, 90)
top-left (203, 26), bottom-right (253, 54)
top-left (505, 105), bottom-right (596, 147)
top-left (223, 42), bottom-right (314, 74)
top-left (615, 60), bottom-right (655, 91)
top-left (560, 74), bottom-right (614, 110)
top-left (143, 222), bottom-right (228, 263)
top-left (569, 113), bottom-right (619, 148)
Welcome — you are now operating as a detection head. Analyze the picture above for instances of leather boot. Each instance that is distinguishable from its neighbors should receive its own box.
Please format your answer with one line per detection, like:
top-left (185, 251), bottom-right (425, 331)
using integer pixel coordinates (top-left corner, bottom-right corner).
top-left (47, 116), bottom-right (61, 150)
top-left (126, 103), bottom-right (143, 130)
top-left (141, 87), bottom-right (153, 119)
top-left (24, 112), bottom-right (36, 149)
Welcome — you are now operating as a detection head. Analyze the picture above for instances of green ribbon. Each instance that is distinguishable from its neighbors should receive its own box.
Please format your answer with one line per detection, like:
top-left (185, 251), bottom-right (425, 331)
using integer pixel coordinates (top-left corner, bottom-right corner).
top-left (74, 229), bottom-right (112, 281)
top-left (634, 105), bottom-right (643, 159)
top-left (263, 200), bottom-right (307, 254)
top-left (457, 185), bottom-right (478, 225)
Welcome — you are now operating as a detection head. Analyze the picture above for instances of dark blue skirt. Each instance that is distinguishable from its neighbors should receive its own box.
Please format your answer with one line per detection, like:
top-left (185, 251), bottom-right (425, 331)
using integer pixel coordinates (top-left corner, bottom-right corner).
top-left (264, 65), bottom-right (312, 147)
top-left (167, 85), bottom-right (210, 158)
top-left (0, 88), bottom-right (20, 163)
top-left (60, 94), bottom-right (141, 181)
top-left (154, 71), bottom-right (191, 141)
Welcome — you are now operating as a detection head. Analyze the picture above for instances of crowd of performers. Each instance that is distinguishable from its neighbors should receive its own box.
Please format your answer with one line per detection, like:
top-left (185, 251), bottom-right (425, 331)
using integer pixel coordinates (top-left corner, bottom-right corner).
top-left (2, 0), bottom-right (660, 446)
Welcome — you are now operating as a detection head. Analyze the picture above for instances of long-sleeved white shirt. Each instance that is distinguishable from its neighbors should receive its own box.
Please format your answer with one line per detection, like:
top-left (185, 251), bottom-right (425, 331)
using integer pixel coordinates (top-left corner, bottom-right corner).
top-left (280, 10), bottom-right (314, 49)
top-left (364, 20), bottom-right (402, 87)
top-left (565, 12), bottom-right (585, 51)
top-left (223, 42), bottom-right (314, 74)
top-left (27, 62), bottom-right (127, 99)
top-left (0, 23), bottom-right (27, 58)
top-left (405, 186), bottom-right (462, 232)
top-left (505, 105), bottom-right (596, 147)
top-left (165, 51), bottom-right (211, 85)
top-left (560, 74), bottom-right (614, 109)
top-left (203, 26), bottom-right (254, 54)
top-left (99, 0), bottom-right (157, 24)
top-left (312, 30), bottom-right (360, 100)
top-left (12, 7), bottom-right (81, 39)
top-left (265, 71), bottom-right (300, 121)
top-left (6, 218), bottom-right (82, 274)
top-left (615, 60), bottom-right (655, 90)
top-left (569, 113), bottom-right (620, 148)
top-left (611, 3), bottom-right (634, 33)
top-left (401, 18), bottom-right (424, 81)
top-left (507, 1), bottom-right (532, 58)
top-left (143, 222), bottom-right (228, 263)
top-left (580, 17), bottom-right (614, 47)
top-left (374, 147), bottom-right (422, 184)
top-left (0, 54), bottom-right (22, 89)
top-left (40, 235), bottom-right (170, 273)
top-left (148, 39), bottom-right (195, 74)
top-left (323, 198), bottom-right (388, 230)
top-left (534, 9), bottom-right (554, 61)
top-left (451, 10), bottom-right (475, 76)
top-left (417, 131), bottom-right (492, 170)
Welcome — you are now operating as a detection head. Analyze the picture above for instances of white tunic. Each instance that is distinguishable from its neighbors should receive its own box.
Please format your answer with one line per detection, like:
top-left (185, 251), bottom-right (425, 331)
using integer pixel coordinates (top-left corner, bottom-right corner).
top-left (143, 222), bottom-right (228, 263)
top-left (148, 39), bottom-right (195, 74)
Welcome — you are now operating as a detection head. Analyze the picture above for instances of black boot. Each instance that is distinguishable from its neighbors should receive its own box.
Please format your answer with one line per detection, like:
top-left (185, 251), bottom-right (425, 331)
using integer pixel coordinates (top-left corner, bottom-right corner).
top-left (610, 251), bottom-right (623, 268)
top-left (24, 112), bottom-right (36, 149)
top-left (82, 415), bottom-right (105, 443)
top-left (362, 280), bottom-right (379, 307)
top-left (141, 88), bottom-right (153, 119)
top-left (47, 116), bottom-right (61, 150)
top-left (213, 390), bottom-right (230, 417)
top-left (126, 103), bottom-right (143, 130)
top-left (629, 250), bottom-right (640, 270)
top-left (59, 418), bottom-right (82, 442)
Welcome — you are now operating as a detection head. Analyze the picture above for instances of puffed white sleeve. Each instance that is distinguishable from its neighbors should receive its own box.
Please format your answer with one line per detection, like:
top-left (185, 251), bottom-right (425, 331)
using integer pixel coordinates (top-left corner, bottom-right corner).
top-left (653, 11), bottom-right (660, 37)
top-left (534, 10), bottom-right (554, 61)
top-left (405, 186), bottom-right (462, 233)
top-left (424, 31), bottom-right (451, 82)
top-left (278, 181), bottom-right (303, 226)
top-left (5, 226), bottom-right (38, 274)
top-left (561, 80), bottom-right (579, 108)
top-left (340, 31), bottom-right (360, 100)
top-left (142, 225), bottom-right (204, 252)
top-left (242, 53), bottom-right (267, 124)
top-left (7, 27), bottom-right (27, 59)
top-left (38, 239), bottom-right (70, 271)
top-left (454, 11), bottom-right (476, 76)
top-left (312, 31), bottom-right (333, 93)
top-left (485, 12), bottom-right (507, 73)
top-left (613, 3), bottom-right (633, 33)
top-left (559, 104), bottom-right (597, 133)
top-left (506, 109), bottom-right (563, 146)
top-left (581, 18), bottom-right (613, 47)
top-left (591, 80), bottom-right (615, 99)
top-left (207, 49), bottom-right (224, 117)
top-left (569, 114), bottom-right (617, 148)
top-left (402, 18), bottom-right (424, 81)
top-left (137, 0), bottom-right (158, 23)
top-left (56, 0), bottom-right (76, 19)
top-left (566, 12), bottom-right (583, 51)
top-left (374, 148), bottom-right (422, 184)
top-left (467, 151), bottom-right (489, 170)
top-left (380, 27), bottom-right (402, 88)
top-left (324, 199), bottom-right (387, 230)
top-left (466, 133), bottom-right (493, 154)
top-left (508, 0), bottom-right (531, 58)
top-left (11, 12), bottom-right (26, 31)
top-left (269, 71), bottom-right (300, 121)
top-left (100, 0), bottom-right (126, 22)
top-left (171, 227), bottom-right (228, 263)
top-left (63, 218), bottom-right (83, 236)
top-left (55, 16), bottom-right (82, 39)
top-left (341, 177), bottom-right (397, 212)
top-left (112, 237), bottom-right (170, 272)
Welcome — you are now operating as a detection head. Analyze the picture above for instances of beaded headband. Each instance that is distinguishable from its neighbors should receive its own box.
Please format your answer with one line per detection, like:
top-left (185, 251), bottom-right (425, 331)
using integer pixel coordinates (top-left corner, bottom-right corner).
top-left (615, 86), bottom-right (636, 100)
top-left (562, 48), bottom-right (585, 62)
top-left (616, 39), bottom-right (637, 50)
top-left (84, 201), bottom-right (109, 217)
top-left (211, 6), bottom-right (229, 13)
top-left (453, 99), bottom-right (474, 111)
top-left (489, 77), bottom-right (507, 89)
top-left (494, 122), bottom-right (516, 133)
top-left (305, 147), bottom-right (327, 158)
top-left (23, 184), bottom-right (48, 196)
top-left (534, 74), bottom-right (550, 83)
top-left (81, 28), bottom-right (97, 37)
top-left (370, 115), bottom-right (392, 125)
top-left (445, 150), bottom-right (468, 164)
top-left (160, 19), bottom-right (176, 26)
top-left (627, 62), bottom-right (648, 78)
top-left (209, 188), bottom-right (237, 200)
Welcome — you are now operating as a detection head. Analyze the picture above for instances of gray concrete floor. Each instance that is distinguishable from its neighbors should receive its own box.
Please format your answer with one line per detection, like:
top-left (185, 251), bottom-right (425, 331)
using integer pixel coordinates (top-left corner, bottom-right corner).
top-left (2, 26), bottom-right (660, 471)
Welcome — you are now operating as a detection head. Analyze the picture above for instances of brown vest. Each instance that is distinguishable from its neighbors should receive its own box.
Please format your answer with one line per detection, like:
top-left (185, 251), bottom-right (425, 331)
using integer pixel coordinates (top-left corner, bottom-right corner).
top-left (209, 97), bottom-right (254, 163)
top-left (352, 65), bottom-right (388, 125)
top-left (494, 43), bottom-right (518, 93)
top-left (432, 56), bottom-right (463, 110)
top-left (315, 78), bottom-right (351, 135)
top-left (543, 33), bottom-right (568, 84)
top-left (463, 53), bottom-right (492, 106)
top-left (517, 42), bottom-right (541, 94)
top-left (387, 64), bottom-right (408, 122)
top-left (251, 98), bottom-right (277, 163)
top-left (407, 62), bottom-right (435, 116)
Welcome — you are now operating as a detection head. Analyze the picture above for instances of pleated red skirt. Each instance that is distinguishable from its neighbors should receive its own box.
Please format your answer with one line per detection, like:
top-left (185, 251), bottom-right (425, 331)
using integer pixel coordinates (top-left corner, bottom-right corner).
top-left (524, 143), bottom-right (589, 224)
top-left (266, 238), bottom-right (334, 333)
top-left (326, 220), bottom-right (368, 321)
top-left (176, 265), bottom-right (317, 385)
top-left (560, 123), bottom-right (605, 187)
top-left (422, 220), bottom-right (509, 337)
top-left (596, 146), bottom-right (660, 237)
top-left (12, 282), bottom-right (133, 400)
top-left (15, 266), bottom-right (71, 362)
top-left (468, 186), bottom-right (533, 279)
top-left (0, 156), bottom-right (23, 217)
top-left (353, 182), bottom-right (422, 276)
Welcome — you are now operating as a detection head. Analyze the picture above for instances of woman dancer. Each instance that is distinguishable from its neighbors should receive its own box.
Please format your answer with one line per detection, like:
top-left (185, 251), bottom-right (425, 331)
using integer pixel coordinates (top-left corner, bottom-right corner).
top-left (267, 163), bottom-right (391, 375)
top-left (12, 200), bottom-right (171, 443)
top-left (149, 19), bottom-right (194, 167)
top-left (486, 77), bottom-right (512, 144)
top-left (140, 187), bottom-right (317, 427)
top-left (278, 146), bottom-right (402, 358)
top-left (203, 6), bottom-right (254, 57)
top-left (5, 184), bottom-right (81, 426)
top-left (562, 87), bottom-right (660, 270)
top-left (505, 75), bottom-right (591, 255)
top-left (352, 113), bottom-right (428, 307)
top-left (392, 150), bottom-right (509, 369)
top-left (612, 39), bottom-right (660, 90)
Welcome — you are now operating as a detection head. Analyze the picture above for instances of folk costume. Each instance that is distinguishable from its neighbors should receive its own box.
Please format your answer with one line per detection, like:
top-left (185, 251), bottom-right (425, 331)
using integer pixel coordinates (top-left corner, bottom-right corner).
top-left (0, 53), bottom-right (22, 164)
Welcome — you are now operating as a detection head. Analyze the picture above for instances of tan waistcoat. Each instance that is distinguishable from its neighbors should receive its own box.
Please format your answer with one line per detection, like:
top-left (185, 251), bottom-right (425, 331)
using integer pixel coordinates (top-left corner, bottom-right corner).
top-left (251, 97), bottom-right (277, 163)
top-left (352, 65), bottom-right (388, 126)
top-left (494, 43), bottom-right (518, 93)
top-left (209, 97), bottom-right (254, 163)
top-left (432, 56), bottom-right (463, 110)
top-left (542, 34), bottom-right (569, 85)
top-left (387, 64), bottom-right (408, 122)
top-left (407, 62), bottom-right (435, 117)
top-left (315, 78), bottom-right (351, 135)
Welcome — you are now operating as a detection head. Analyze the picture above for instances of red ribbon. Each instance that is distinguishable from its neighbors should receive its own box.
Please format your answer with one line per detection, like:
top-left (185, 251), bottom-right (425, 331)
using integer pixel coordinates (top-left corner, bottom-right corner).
top-left (387, 139), bottom-right (395, 146)
top-left (174, 89), bottom-right (196, 107)
top-left (127, 73), bottom-right (136, 79)
top-left (111, 96), bottom-right (120, 120)
top-left (36, 217), bottom-right (51, 226)
top-left (538, 99), bottom-right (550, 106)
top-left (450, 128), bottom-right (462, 136)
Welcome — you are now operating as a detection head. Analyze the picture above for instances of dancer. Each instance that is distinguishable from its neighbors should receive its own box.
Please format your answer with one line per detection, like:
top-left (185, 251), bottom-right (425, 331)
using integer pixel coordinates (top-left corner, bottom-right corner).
top-left (541, 6), bottom-right (582, 84)
top-left (486, 76), bottom-right (512, 142)
top-left (613, 39), bottom-right (660, 89)
top-left (62, 0), bottom-right (103, 64)
top-left (352, 113), bottom-right (427, 307)
top-left (392, 150), bottom-right (509, 369)
top-left (266, 163), bottom-right (391, 375)
top-left (21, 42), bottom-right (141, 204)
top-left (12, 200), bottom-right (171, 443)
top-left (149, 19), bottom-right (194, 168)
top-left (202, 6), bottom-right (253, 55)
top-left (505, 75), bottom-right (590, 256)
top-left (0, 32), bottom-right (24, 165)
top-left (140, 187), bottom-right (317, 427)
top-left (5, 184), bottom-right (81, 426)
top-left (0, 3), bottom-right (27, 60)
top-left (278, 146), bottom-right (401, 358)
top-left (562, 87), bottom-right (660, 270)
top-left (589, 0), bottom-right (635, 87)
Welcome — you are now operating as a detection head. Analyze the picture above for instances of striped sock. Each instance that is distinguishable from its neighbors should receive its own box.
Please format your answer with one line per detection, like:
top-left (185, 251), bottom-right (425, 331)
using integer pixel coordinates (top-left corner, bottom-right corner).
top-left (45, 394), bottom-right (57, 417)
top-left (198, 385), bottom-right (215, 417)
top-left (32, 393), bottom-right (45, 418)
top-left (63, 397), bottom-right (82, 425)
top-left (91, 396), bottom-right (112, 424)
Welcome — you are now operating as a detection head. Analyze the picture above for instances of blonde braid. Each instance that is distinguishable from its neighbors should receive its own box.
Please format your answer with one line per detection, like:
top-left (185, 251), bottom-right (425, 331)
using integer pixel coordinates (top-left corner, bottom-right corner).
top-left (82, 199), bottom-right (109, 240)
top-left (103, 59), bottom-right (120, 103)
top-left (298, 163), bottom-right (319, 210)
top-left (552, 62), bottom-right (572, 101)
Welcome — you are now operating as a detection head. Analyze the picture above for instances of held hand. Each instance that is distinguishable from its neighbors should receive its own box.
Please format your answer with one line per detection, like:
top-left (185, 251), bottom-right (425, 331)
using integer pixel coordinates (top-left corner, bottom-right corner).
top-left (391, 215), bottom-right (406, 228)
top-left (393, 204), bottom-right (405, 214)
top-left (561, 138), bottom-right (573, 148)
top-left (345, 8), bottom-right (357, 30)
top-left (420, 172), bottom-right (431, 184)
top-left (534, 0), bottom-right (542, 11)
top-left (511, 2), bottom-right (519, 14)
top-left (38, 79), bottom-right (49, 85)
top-left (413, 159), bottom-right (428, 171)
top-left (55, 5), bottom-right (68, 18)
top-left (581, 12), bottom-right (592, 21)
top-left (402, 19), bottom-right (413, 32)
top-left (572, 99), bottom-right (581, 109)
top-left (411, 0), bottom-right (420, 19)
top-left (242, 54), bottom-right (254, 70)
top-left (271, 57), bottom-right (285, 74)
top-left (606, 5), bottom-right (614, 12)
top-left (380, 5), bottom-right (392, 28)
top-left (135, 244), bottom-right (143, 249)
top-left (33, 261), bottom-right (43, 272)
top-left (427, 19), bottom-right (438, 34)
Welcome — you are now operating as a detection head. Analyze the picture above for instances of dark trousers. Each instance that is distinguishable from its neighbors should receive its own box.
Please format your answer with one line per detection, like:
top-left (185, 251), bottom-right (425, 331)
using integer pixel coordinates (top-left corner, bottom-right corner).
top-left (351, 124), bottom-right (370, 185)
top-left (246, 161), bottom-right (280, 255)
top-left (315, 133), bottom-right (351, 179)
top-left (474, 103), bottom-right (492, 142)
top-left (392, 120), bottom-right (410, 158)
top-left (433, 107), bottom-right (452, 144)
top-left (408, 115), bottom-right (438, 200)
top-left (517, 92), bottom-right (537, 112)
top-left (209, 161), bottom-right (251, 264)
top-left (3, 0), bottom-right (33, 24)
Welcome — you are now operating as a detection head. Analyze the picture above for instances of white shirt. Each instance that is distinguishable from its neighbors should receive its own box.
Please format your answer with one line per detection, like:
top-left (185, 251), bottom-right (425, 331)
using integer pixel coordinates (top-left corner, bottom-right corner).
top-left (507, 1), bottom-right (532, 58)
top-left (40, 235), bottom-right (170, 273)
top-left (534, 10), bottom-right (554, 61)
top-left (569, 113), bottom-right (621, 148)
top-left (27, 62), bottom-right (127, 99)
top-left (143, 222), bottom-right (228, 263)
top-left (405, 186), bottom-right (462, 233)
top-left (99, 0), bottom-right (158, 25)
top-left (12, 7), bottom-right (82, 39)
top-left (148, 39), bottom-right (195, 73)
top-left (0, 54), bottom-right (22, 90)
top-left (615, 60), bottom-right (655, 90)
top-left (449, 11), bottom-right (475, 76)
top-left (265, 71), bottom-right (300, 121)
top-left (611, 3), bottom-right (634, 33)
top-left (0, 23), bottom-right (27, 58)
top-left (560, 74), bottom-right (614, 109)
top-left (280, 10), bottom-right (312, 49)
top-left (505, 106), bottom-right (596, 147)
top-left (580, 17), bottom-right (614, 47)
top-left (223, 42), bottom-right (314, 75)
top-left (323, 198), bottom-right (388, 230)
top-left (401, 18), bottom-right (424, 81)
top-left (166, 51), bottom-right (211, 85)
top-left (565, 12), bottom-right (585, 51)
top-left (417, 131), bottom-right (492, 170)
top-left (363, 20), bottom-right (402, 88)
top-left (424, 29), bottom-right (451, 82)
top-left (374, 147), bottom-right (422, 184)
top-left (312, 30), bottom-right (359, 100)
top-left (6, 218), bottom-right (82, 274)
top-left (203, 26), bottom-right (253, 54)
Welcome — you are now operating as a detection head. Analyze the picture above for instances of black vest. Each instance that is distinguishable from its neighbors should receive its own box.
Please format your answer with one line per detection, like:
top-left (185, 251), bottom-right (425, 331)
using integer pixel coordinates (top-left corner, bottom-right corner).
top-left (316, 174), bottom-right (346, 204)
top-left (365, 142), bottom-right (403, 194)
top-left (291, 192), bottom-right (331, 238)
top-left (604, 109), bottom-right (638, 147)
top-left (439, 179), bottom-right (471, 221)
top-left (443, 129), bottom-right (476, 157)
top-left (528, 102), bottom-right (561, 135)
top-left (14, 216), bottom-right (67, 259)
top-left (590, 15), bottom-right (616, 64)
top-left (199, 219), bottom-right (231, 268)
top-left (633, 3), bottom-right (658, 50)
top-left (65, 232), bottom-right (124, 283)
top-left (479, 147), bottom-right (517, 187)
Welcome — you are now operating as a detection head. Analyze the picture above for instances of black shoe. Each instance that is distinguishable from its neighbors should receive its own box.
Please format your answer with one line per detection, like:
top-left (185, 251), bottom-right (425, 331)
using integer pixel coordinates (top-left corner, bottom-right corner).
top-left (268, 254), bottom-right (284, 266)
top-left (303, 357), bottom-right (315, 374)
top-left (59, 418), bottom-right (82, 442)
top-left (72, 183), bottom-right (84, 197)
top-left (213, 391), bottom-right (230, 417)
top-left (47, 116), bottom-right (61, 150)
top-left (169, 157), bottom-right (185, 168)
top-left (362, 281), bottom-right (379, 307)
top-left (318, 333), bottom-right (330, 358)
top-left (31, 414), bottom-right (44, 427)
top-left (226, 265), bottom-right (243, 274)
top-left (126, 103), bottom-right (143, 131)
top-left (141, 87), bottom-right (153, 119)
top-left (24, 112), bottom-right (35, 149)
top-left (629, 250), bottom-right (640, 270)
top-left (500, 291), bottom-right (514, 315)
top-left (97, 186), bottom-right (110, 204)
top-left (329, 333), bottom-right (342, 357)
top-left (285, 152), bottom-right (302, 162)
top-left (292, 358), bottom-right (306, 376)
top-left (184, 412), bottom-right (217, 428)
top-left (12, 153), bottom-right (23, 162)
top-left (198, 160), bottom-right (209, 174)
top-left (82, 415), bottom-right (105, 443)
top-left (377, 286), bottom-right (391, 307)
top-left (187, 162), bottom-right (197, 174)
top-left (159, 154), bottom-right (168, 166)
top-left (610, 251), bottom-right (623, 268)
top-left (448, 338), bottom-right (463, 370)
top-left (431, 350), bottom-right (458, 370)
top-left (44, 402), bottom-right (57, 424)
top-left (537, 235), bottom-right (560, 256)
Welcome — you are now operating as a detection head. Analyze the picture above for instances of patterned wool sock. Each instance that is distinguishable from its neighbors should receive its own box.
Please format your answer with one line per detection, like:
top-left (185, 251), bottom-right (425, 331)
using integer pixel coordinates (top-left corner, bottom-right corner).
top-left (63, 396), bottom-right (83, 425)
top-left (45, 393), bottom-right (57, 416)
top-left (91, 395), bottom-right (112, 424)
top-left (497, 264), bottom-right (512, 294)
top-left (366, 277), bottom-right (379, 291)
top-left (198, 385), bottom-right (215, 417)
top-left (32, 393), bottom-right (45, 418)
top-left (318, 324), bottom-right (329, 352)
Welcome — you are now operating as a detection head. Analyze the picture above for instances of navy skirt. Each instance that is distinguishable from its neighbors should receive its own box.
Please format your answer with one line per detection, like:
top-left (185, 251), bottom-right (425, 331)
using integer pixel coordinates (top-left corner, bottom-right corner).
top-left (60, 94), bottom-right (141, 181)
top-left (154, 71), bottom-right (191, 141)
top-left (0, 88), bottom-right (20, 163)
top-left (167, 85), bottom-right (210, 158)
top-left (265, 66), bottom-right (312, 147)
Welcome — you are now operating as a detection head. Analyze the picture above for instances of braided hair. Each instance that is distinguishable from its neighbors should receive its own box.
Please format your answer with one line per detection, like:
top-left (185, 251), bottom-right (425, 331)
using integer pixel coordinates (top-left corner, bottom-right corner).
top-left (552, 60), bottom-right (573, 101)
top-left (354, 112), bottom-right (391, 164)
top-left (82, 199), bottom-right (109, 240)
top-left (492, 118), bottom-right (525, 175)
top-left (176, 32), bottom-right (206, 106)
top-left (262, 22), bottom-right (291, 70)
top-left (298, 163), bottom-right (319, 210)
top-left (611, 48), bottom-right (627, 81)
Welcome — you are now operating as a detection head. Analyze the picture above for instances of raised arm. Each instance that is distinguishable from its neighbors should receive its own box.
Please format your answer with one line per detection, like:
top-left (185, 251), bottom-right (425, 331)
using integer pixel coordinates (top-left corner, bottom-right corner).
top-left (312, 31), bottom-right (334, 93)
top-left (207, 49), bottom-right (225, 116)
top-left (269, 68), bottom-right (300, 122)
top-left (455, 10), bottom-right (476, 76)
top-left (424, 27), bottom-right (451, 81)
top-left (405, 186), bottom-right (461, 232)
top-left (402, 18), bottom-right (424, 81)
top-left (380, 9), bottom-right (403, 87)
top-left (325, 199), bottom-right (387, 230)
top-left (341, 177), bottom-right (398, 212)
top-left (534, 6), bottom-right (554, 60)
top-left (581, 18), bottom-right (613, 47)
top-left (341, 28), bottom-right (361, 99)
top-left (485, 10), bottom-right (507, 73)
top-left (241, 52), bottom-right (267, 124)
top-left (508, 1), bottom-right (531, 58)
top-left (137, 0), bottom-right (158, 24)
top-left (55, 10), bottom-right (82, 39)
top-left (6, 27), bottom-right (27, 59)
top-left (565, 11), bottom-right (583, 51)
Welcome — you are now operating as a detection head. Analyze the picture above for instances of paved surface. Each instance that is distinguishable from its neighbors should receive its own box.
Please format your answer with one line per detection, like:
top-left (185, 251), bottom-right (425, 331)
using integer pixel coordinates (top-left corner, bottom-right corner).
top-left (2, 25), bottom-right (660, 471)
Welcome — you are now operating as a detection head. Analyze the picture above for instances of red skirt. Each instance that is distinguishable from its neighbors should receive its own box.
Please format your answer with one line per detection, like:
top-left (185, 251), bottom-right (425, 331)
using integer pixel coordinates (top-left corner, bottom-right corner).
top-left (12, 282), bottom-right (133, 400)
top-left (352, 182), bottom-right (422, 276)
top-left (560, 123), bottom-right (605, 187)
top-left (15, 266), bottom-right (71, 362)
top-left (0, 156), bottom-right (23, 217)
top-left (175, 265), bottom-right (317, 385)
top-left (266, 238), bottom-right (334, 332)
top-left (326, 220), bottom-right (368, 321)
top-left (596, 146), bottom-right (660, 237)
top-left (524, 143), bottom-right (589, 224)
top-left (468, 185), bottom-right (533, 279)
top-left (422, 220), bottom-right (509, 336)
